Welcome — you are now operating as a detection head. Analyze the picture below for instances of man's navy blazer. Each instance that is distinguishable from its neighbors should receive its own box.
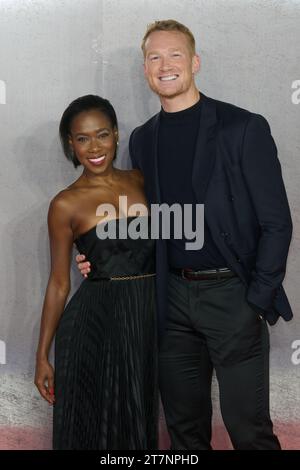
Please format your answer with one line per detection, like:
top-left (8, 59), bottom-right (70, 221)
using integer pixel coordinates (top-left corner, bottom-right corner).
top-left (129, 93), bottom-right (293, 333)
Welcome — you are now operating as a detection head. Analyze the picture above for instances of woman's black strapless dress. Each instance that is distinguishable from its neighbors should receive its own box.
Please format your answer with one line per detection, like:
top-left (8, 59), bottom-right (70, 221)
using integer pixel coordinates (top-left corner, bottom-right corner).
top-left (53, 216), bottom-right (158, 450)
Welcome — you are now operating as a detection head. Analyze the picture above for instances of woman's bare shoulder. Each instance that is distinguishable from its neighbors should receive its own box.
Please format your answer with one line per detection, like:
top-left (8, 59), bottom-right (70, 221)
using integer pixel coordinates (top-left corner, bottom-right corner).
top-left (49, 185), bottom-right (80, 218)
top-left (126, 168), bottom-right (144, 184)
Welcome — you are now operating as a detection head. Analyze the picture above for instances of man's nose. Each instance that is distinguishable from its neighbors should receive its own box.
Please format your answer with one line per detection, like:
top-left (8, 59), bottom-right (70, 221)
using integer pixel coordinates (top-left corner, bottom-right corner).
top-left (159, 57), bottom-right (172, 71)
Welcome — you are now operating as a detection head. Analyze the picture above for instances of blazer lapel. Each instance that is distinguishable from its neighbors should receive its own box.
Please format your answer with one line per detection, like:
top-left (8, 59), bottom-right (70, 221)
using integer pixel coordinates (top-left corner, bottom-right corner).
top-left (192, 94), bottom-right (218, 203)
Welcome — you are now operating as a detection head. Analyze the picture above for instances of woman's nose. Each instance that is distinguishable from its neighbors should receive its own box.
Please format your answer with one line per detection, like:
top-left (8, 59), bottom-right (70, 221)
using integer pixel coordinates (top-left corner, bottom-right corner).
top-left (88, 138), bottom-right (100, 151)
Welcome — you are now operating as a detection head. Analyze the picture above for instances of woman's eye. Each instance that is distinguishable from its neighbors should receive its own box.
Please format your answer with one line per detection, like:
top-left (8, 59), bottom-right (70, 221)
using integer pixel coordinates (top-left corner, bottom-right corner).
top-left (77, 137), bottom-right (88, 143)
top-left (98, 133), bottom-right (109, 139)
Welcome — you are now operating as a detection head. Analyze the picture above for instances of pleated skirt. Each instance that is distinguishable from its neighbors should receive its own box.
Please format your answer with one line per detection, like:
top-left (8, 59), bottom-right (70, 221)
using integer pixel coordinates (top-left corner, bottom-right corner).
top-left (53, 277), bottom-right (158, 450)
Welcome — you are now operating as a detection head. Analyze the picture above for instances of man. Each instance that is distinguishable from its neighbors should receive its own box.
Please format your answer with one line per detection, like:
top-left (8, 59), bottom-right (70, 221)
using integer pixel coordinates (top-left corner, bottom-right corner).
top-left (77, 20), bottom-right (293, 450)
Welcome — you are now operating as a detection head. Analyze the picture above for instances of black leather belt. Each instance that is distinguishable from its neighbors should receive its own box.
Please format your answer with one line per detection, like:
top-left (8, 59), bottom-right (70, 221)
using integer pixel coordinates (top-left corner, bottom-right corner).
top-left (170, 267), bottom-right (236, 281)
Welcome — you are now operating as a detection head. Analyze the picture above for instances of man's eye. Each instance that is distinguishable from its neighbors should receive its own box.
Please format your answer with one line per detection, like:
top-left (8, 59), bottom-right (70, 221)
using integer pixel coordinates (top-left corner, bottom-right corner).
top-left (150, 56), bottom-right (159, 61)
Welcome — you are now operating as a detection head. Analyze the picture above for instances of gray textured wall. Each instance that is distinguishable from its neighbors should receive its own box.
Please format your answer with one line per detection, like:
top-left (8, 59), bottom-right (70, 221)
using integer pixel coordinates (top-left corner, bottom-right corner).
top-left (0, 0), bottom-right (299, 449)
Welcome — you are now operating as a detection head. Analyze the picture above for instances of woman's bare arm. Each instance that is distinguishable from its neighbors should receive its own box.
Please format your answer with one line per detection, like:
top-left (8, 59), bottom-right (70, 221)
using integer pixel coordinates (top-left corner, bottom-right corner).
top-left (35, 194), bottom-right (74, 403)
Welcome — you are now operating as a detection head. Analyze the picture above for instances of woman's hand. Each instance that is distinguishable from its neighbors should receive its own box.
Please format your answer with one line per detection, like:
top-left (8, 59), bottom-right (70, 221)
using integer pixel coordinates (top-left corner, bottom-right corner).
top-left (34, 358), bottom-right (55, 405)
top-left (76, 254), bottom-right (91, 278)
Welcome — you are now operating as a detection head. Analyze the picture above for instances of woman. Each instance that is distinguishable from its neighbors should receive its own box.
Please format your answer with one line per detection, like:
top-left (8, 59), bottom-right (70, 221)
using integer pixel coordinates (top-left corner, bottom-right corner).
top-left (34, 95), bottom-right (158, 450)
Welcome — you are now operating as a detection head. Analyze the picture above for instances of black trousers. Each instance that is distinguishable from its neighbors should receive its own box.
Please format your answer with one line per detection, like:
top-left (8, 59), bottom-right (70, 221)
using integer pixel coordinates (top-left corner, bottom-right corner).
top-left (159, 273), bottom-right (281, 450)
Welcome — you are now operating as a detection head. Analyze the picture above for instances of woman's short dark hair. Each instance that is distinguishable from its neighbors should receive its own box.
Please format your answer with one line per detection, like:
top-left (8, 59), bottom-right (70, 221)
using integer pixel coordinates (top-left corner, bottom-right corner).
top-left (59, 95), bottom-right (118, 168)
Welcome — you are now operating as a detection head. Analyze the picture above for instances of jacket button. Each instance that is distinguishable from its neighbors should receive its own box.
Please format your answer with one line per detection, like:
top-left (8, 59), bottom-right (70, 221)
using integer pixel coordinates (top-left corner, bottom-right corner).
top-left (229, 195), bottom-right (234, 201)
top-left (220, 231), bottom-right (230, 237)
top-left (236, 257), bottom-right (241, 263)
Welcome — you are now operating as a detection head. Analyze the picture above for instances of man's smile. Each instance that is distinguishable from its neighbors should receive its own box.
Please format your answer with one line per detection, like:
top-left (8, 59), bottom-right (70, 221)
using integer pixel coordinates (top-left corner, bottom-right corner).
top-left (159, 74), bottom-right (179, 81)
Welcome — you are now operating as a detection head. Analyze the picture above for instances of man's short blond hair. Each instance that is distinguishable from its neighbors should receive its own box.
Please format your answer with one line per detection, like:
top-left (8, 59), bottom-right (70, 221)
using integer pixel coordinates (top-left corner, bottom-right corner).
top-left (141, 19), bottom-right (196, 56)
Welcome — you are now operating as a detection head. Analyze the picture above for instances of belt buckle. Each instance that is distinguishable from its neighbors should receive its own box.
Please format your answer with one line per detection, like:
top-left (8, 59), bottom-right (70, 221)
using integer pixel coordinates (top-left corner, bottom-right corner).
top-left (182, 268), bottom-right (195, 280)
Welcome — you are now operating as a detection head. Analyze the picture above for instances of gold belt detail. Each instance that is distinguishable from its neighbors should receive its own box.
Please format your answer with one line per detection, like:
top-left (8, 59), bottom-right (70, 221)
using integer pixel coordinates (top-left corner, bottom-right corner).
top-left (110, 273), bottom-right (156, 281)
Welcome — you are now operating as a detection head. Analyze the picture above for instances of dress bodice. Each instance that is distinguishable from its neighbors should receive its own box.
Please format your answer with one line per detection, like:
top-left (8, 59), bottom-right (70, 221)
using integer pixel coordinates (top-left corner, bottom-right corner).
top-left (75, 216), bottom-right (155, 280)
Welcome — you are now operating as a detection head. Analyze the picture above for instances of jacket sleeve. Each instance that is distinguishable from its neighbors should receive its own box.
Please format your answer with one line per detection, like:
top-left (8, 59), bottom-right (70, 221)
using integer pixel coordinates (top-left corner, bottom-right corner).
top-left (241, 114), bottom-right (293, 312)
top-left (128, 129), bottom-right (140, 170)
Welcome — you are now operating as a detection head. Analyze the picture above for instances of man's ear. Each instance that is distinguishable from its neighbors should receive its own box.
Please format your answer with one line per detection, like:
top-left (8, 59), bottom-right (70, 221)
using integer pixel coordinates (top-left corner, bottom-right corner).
top-left (192, 54), bottom-right (201, 74)
top-left (143, 61), bottom-right (148, 78)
